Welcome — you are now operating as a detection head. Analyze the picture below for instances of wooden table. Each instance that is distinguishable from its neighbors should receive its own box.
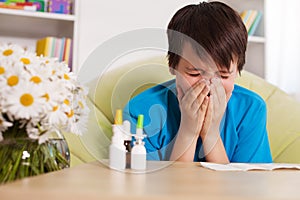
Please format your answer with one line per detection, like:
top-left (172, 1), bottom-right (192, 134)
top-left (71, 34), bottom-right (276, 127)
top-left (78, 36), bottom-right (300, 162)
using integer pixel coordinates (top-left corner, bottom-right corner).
top-left (1, 160), bottom-right (300, 200)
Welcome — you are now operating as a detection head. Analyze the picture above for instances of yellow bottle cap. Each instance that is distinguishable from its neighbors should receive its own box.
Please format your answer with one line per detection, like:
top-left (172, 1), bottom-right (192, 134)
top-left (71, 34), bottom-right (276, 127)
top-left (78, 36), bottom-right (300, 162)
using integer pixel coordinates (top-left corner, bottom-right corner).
top-left (114, 109), bottom-right (123, 125)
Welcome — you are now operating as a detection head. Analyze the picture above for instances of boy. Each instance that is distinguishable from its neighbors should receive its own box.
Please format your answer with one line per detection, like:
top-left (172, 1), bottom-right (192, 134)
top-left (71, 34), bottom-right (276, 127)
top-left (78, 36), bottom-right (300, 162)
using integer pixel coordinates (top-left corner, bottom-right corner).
top-left (123, 1), bottom-right (272, 163)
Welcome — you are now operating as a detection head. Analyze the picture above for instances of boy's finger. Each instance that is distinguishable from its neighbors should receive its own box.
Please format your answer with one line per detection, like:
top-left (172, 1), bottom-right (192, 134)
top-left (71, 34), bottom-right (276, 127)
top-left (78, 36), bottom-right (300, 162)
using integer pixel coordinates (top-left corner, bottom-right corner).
top-left (177, 85), bottom-right (184, 102)
top-left (211, 78), bottom-right (225, 105)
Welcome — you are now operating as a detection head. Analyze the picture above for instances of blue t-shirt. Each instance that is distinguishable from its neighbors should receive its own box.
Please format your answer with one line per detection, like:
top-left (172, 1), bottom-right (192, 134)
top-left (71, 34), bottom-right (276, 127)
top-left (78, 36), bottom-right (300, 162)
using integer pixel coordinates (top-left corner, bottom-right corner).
top-left (123, 79), bottom-right (273, 163)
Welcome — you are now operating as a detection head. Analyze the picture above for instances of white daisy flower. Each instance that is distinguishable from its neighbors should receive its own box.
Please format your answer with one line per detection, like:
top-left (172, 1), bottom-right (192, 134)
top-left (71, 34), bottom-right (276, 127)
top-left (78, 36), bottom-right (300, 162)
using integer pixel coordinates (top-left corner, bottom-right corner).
top-left (58, 72), bottom-right (77, 90)
top-left (61, 97), bottom-right (74, 115)
top-left (0, 43), bottom-right (24, 60)
top-left (26, 65), bottom-right (53, 86)
top-left (41, 80), bottom-right (68, 110)
top-left (18, 50), bottom-right (38, 67)
top-left (0, 58), bottom-right (11, 77)
top-left (50, 61), bottom-right (76, 89)
top-left (49, 59), bottom-right (70, 75)
top-left (66, 115), bottom-right (88, 136)
top-left (76, 110), bottom-right (89, 135)
top-left (62, 86), bottom-right (90, 136)
top-left (3, 82), bottom-right (47, 120)
top-left (29, 59), bottom-right (52, 75)
top-left (40, 55), bottom-right (58, 65)
top-left (0, 76), bottom-right (6, 94)
top-left (63, 98), bottom-right (89, 136)
top-left (47, 104), bottom-right (68, 128)
top-left (2, 62), bottom-right (30, 89)
top-left (72, 91), bottom-right (89, 116)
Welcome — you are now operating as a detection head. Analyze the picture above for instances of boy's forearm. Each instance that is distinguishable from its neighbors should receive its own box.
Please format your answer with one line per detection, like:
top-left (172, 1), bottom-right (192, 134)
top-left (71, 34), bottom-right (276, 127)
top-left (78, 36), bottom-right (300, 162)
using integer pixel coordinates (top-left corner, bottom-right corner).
top-left (170, 128), bottom-right (198, 162)
top-left (170, 128), bottom-right (229, 163)
top-left (201, 129), bottom-right (229, 164)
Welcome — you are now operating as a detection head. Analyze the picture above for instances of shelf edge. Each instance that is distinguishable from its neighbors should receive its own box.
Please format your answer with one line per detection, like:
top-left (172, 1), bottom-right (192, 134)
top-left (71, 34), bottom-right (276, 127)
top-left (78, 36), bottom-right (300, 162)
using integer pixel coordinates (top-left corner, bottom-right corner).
top-left (248, 36), bottom-right (265, 43)
top-left (0, 8), bottom-right (75, 21)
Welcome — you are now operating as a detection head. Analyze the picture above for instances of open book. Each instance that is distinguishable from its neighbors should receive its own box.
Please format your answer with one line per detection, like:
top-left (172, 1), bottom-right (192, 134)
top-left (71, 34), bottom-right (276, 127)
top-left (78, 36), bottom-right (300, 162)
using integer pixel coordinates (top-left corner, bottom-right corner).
top-left (200, 162), bottom-right (300, 171)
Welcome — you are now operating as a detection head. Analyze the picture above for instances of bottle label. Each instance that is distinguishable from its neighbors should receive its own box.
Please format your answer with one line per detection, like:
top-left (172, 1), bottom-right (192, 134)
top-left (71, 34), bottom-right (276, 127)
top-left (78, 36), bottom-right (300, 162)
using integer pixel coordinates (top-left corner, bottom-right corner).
top-left (109, 145), bottom-right (126, 170)
top-left (131, 154), bottom-right (146, 170)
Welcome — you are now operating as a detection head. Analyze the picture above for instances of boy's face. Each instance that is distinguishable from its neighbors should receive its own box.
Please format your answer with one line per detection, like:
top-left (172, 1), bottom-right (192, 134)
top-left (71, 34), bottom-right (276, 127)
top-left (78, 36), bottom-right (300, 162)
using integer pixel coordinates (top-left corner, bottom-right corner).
top-left (171, 42), bottom-right (238, 101)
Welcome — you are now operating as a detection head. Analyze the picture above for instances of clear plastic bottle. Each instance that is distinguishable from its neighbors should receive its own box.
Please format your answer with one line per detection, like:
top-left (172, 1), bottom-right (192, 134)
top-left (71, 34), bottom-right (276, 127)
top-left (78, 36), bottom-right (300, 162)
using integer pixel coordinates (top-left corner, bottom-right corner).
top-left (131, 115), bottom-right (146, 170)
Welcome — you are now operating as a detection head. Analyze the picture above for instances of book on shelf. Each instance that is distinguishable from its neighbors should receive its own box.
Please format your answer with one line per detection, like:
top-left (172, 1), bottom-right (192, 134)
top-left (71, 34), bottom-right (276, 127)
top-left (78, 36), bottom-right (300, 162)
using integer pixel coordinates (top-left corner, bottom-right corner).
top-left (0, 1), bottom-right (37, 11)
top-left (240, 10), bottom-right (262, 36)
top-left (28, 0), bottom-right (47, 12)
top-left (6, 0), bottom-right (26, 2)
top-left (0, 0), bottom-right (73, 14)
top-left (48, 0), bottom-right (72, 14)
top-left (36, 36), bottom-right (73, 69)
top-left (36, 37), bottom-right (51, 57)
top-left (64, 37), bottom-right (72, 68)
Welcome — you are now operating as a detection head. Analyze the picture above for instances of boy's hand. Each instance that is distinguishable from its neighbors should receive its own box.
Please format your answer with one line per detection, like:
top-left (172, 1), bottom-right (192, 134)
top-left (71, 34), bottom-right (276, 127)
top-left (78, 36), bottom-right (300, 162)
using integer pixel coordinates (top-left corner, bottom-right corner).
top-left (200, 77), bottom-right (227, 140)
top-left (177, 78), bottom-right (210, 137)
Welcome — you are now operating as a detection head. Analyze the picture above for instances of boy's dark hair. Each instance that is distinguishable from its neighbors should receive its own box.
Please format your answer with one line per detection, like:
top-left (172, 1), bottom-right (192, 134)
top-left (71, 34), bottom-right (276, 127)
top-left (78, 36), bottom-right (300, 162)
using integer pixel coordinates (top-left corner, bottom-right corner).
top-left (167, 1), bottom-right (247, 72)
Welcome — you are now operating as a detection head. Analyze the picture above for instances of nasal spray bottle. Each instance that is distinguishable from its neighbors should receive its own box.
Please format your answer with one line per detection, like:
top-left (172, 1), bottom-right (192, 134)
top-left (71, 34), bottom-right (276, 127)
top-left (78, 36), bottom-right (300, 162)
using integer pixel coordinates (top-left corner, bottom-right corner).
top-left (109, 109), bottom-right (126, 170)
top-left (131, 115), bottom-right (147, 170)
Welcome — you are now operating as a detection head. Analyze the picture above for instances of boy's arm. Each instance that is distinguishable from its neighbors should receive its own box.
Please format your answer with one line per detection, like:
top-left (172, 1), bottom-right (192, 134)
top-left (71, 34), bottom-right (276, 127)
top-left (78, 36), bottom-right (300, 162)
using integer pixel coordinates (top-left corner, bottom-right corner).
top-left (231, 101), bottom-right (272, 163)
top-left (201, 129), bottom-right (229, 164)
top-left (170, 127), bottom-right (198, 161)
top-left (200, 78), bottom-right (229, 163)
top-left (170, 80), bottom-right (210, 161)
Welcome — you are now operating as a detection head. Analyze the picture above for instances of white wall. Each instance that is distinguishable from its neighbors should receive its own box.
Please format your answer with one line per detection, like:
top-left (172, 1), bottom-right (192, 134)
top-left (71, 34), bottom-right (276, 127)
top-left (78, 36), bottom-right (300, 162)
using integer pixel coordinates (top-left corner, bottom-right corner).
top-left (76, 0), bottom-right (200, 69)
top-left (265, 0), bottom-right (300, 99)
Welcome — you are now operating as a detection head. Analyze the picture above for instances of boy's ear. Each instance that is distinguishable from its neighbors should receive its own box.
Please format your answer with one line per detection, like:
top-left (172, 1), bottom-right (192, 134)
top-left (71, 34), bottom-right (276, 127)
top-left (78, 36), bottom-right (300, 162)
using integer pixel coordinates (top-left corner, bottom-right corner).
top-left (169, 67), bottom-right (176, 75)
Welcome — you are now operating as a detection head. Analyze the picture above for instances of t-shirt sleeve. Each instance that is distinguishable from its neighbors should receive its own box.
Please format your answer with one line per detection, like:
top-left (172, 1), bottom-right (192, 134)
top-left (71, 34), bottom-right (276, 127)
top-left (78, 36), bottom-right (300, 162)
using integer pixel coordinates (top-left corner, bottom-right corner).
top-left (231, 100), bottom-right (273, 163)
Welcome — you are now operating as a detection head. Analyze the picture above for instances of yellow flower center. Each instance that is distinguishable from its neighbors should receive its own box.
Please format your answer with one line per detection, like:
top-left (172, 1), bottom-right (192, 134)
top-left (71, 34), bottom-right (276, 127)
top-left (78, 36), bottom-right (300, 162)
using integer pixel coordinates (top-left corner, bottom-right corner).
top-left (52, 70), bottom-right (56, 75)
top-left (3, 49), bottom-right (13, 56)
top-left (20, 93), bottom-right (34, 107)
top-left (20, 58), bottom-right (31, 65)
top-left (64, 73), bottom-right (70, 80)
top-left (53, 106), bottom-right (58, 111)
top-left (64, 99), bottom-right (70, 105)
top-left (42, 93), bottom-right (50, 101)
top-left (30, 76), bottom-right (42, 84)
top-left (0, 66), bottom-right (5, 75)
top-left (66, 109), bottom-right (74, 118)
top-left (7, 75), bottom-right (19, 86)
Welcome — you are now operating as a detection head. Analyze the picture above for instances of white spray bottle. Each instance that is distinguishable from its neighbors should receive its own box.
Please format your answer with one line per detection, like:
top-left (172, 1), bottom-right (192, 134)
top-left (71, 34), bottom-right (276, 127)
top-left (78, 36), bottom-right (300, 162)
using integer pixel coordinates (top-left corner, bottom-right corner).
top-left (131, 114), bottom-right (147, 170)
top-left (109, 109), bottom-right (126, 170)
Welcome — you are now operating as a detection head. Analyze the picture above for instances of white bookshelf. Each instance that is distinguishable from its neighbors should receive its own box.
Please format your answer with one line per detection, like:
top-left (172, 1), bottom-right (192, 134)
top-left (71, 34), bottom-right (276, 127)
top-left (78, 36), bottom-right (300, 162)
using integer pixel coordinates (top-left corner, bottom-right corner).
top-left (0, 0), bottom-right (79, 72)
top-left (208, 0), bottom-right (266, 78)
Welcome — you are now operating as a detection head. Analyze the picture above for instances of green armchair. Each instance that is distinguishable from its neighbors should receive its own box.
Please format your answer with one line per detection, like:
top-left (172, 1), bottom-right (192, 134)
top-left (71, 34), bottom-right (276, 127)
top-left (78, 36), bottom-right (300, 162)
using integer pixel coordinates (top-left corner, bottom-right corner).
top-left (63, 57), bottom-right (300, 166)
